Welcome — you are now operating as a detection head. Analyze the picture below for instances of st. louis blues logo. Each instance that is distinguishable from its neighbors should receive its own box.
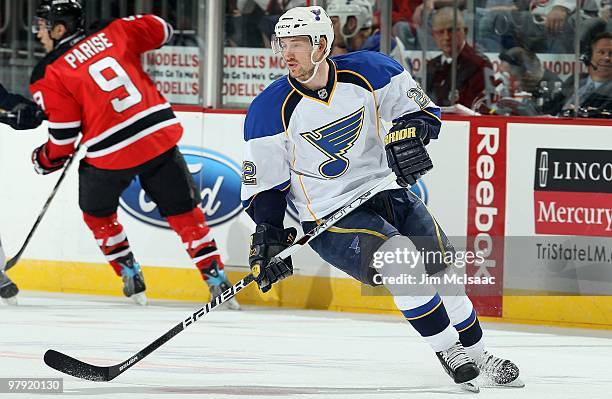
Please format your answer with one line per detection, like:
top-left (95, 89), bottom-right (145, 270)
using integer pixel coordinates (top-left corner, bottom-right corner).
top-left (311, 9), bottom-right (322, 20)
top-left (300, 107), bottom-right (365, 179)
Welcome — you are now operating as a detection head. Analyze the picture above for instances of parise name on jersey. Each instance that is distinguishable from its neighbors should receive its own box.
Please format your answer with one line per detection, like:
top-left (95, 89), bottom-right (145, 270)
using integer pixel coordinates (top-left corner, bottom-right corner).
top-left (64, 32), bottom-right (113, 69)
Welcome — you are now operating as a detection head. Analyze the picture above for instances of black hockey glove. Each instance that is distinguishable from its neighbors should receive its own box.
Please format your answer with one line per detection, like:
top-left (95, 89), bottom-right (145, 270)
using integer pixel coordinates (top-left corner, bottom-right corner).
top-left (0, 98), bottom-right (45, 131)
top-left (9, 102), bottom-right (46, 130)
top-left (249, 223), bottom-right (296, 293)
top-left (384, 119), bottom-right (433, 187)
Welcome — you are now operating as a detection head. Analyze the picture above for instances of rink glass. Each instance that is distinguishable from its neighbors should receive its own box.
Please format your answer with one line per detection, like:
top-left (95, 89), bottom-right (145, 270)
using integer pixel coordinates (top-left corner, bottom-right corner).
top-left (0, 0), bottom-right (602, 114)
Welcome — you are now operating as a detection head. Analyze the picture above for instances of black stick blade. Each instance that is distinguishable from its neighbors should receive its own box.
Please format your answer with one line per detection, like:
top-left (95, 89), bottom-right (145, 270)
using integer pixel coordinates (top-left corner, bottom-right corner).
top-left (44, 350), bottom-right (111, 382)
top-left (4, 256), bottom-right (18, 271)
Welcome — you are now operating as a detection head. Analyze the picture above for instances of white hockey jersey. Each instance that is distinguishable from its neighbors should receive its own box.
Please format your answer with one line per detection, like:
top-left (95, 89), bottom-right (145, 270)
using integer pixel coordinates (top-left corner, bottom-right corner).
top-left (241, 51), bottom-right (441, 223)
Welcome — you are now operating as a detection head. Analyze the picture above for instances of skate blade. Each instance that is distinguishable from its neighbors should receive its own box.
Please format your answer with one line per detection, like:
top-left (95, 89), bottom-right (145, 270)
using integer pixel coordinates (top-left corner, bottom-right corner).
top-left (481, 377), bottom-right (525, 388)
top-left (227, 297), bottom-right (241, 310)
top-left (460, 381), bottom-right (480, 393)
top-left (1, 295), bottom-right (18, 306)
top-left (130, 292), bottom-right (147, 306)
top-left (216, 298), bottom-right (241, 311)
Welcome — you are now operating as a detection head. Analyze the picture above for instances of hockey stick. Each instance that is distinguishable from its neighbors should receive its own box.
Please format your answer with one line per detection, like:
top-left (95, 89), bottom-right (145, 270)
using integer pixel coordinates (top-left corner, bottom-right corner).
top-left (43, 173), bottom-right (398, 382)
top-left (5, 145), bottom-right (80, 271)
top-left (0, 109), bottom-right (16, 119)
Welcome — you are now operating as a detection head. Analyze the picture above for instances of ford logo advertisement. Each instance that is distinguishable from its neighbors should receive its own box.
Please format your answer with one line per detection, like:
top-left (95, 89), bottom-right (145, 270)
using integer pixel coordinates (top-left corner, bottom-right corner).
top-left (286, 178), bottom-right (429, 221)
top-left (119, 146), bottom-right (243, 228)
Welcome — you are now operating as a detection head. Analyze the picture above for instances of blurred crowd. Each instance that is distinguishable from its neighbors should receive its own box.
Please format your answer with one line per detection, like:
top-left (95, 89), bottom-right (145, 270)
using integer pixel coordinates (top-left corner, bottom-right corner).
top-left (226, 0), bottom-right (611, 117)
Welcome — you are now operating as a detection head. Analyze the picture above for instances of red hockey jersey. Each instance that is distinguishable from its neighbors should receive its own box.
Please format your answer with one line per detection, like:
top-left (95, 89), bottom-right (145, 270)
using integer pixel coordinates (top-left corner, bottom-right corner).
top-left (30, 14), bottom-right (181, 170)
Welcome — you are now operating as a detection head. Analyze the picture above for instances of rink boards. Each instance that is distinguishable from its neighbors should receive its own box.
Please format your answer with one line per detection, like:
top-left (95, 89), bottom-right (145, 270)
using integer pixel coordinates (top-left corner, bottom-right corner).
top-left (0, 111), bottom-right (611, 329)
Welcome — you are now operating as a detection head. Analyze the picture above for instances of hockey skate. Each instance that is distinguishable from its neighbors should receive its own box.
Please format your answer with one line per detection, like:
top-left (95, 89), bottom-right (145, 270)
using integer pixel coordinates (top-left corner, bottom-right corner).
top-left (0, 271), bottom-right (19, 306)
top-left (436, 341), bottom-right (480, 392)
top-left (118, 255), bottom-right (147, 306)
top-left (473, 350), bottom-right (524, 388)
top-left (201, 260), bottom-right (241, 310)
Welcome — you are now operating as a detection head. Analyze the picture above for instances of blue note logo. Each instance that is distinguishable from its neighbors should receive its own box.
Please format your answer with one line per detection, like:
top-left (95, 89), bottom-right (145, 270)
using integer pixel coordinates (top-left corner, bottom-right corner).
top-left (119, 147), bottom-right (243, 228)
top-left (301, 107), bottom-right (365, 179)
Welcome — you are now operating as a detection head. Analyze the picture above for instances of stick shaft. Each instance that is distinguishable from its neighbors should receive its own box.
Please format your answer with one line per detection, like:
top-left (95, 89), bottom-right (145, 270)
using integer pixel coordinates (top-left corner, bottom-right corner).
top-left (44, 174), bottom-right (397, 381)
top-left (5, 146), bottom-right (79, 271)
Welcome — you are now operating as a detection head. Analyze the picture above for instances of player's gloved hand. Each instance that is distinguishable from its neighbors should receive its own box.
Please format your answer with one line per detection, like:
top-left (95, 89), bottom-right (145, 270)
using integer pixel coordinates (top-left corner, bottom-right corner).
top-left (32, 144), bottom-right (70, 175)
top-left (384, 119), bottom-right (433, 187)
top-left (7, 102), bottom-right (46, 130)
top-left (249, 223), bottom-right (297, 293)
top-left (0, 95), bottom-right (46, 131)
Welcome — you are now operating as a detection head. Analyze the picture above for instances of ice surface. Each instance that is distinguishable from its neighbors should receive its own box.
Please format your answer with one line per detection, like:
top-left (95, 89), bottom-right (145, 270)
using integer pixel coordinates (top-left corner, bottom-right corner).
top-left (1, 292), bottom-right (611, 398)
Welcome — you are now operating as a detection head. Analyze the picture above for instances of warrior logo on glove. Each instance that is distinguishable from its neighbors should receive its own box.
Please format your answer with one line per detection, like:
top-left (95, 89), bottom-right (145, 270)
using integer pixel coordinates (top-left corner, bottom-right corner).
top-left (384, 119), bottom-right (434, 187)
top-left (384, 126), bottom-right (418, 145)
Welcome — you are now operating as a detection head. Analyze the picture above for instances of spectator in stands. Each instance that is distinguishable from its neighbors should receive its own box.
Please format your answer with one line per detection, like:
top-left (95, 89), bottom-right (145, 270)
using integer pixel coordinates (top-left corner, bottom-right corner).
top-left (584, 1), bottom-right (612, 32)
top-left (329, 0), bottom-right (374, 55)
top-left (328, 0), bottom-right (412, 71)
top-left (426, 7), bottom-right (494, 108)
top-left (259, 1), bottom-right (308, 47)
top-left (226, 0), bottom-right (240, 47)
top-left (226, 0), bottom-right (307, 48)
top-left (600, 0), bottom-right (612, 30)
top-left (498, 46), bottom-right (563, 114)
top-left (478, 0), bottom-right (579, 53)
top-left (227, 0), bottom-right (266, 47)
top-left (412, 0), bottom-right (467, 50)
top-left (373, 0), bottom-right (418, 49)
top-left (559, 31), bottom-right (612, 115)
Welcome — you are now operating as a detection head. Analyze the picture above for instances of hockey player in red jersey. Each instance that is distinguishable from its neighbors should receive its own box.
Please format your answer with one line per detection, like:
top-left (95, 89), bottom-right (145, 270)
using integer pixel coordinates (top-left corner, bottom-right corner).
top-left (29, 0), bottom-right (239, 308)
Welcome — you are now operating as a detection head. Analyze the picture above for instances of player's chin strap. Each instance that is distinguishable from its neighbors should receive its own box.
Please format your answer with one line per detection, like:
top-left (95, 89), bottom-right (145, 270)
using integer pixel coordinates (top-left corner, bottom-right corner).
top-left (295, 46), bottom-right (330, 85)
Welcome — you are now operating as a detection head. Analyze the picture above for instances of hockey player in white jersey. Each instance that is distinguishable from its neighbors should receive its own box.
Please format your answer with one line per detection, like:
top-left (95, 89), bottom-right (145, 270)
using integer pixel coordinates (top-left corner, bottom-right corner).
top-left (241, 6), bottom-right (524, 390)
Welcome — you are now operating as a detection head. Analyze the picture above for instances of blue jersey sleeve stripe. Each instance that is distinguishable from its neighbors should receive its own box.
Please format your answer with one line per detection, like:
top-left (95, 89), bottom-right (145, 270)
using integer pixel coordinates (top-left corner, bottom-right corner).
top-left (394, 109), bottom-right (442, 141)
top-left (244, 78), bottom-right (293, 141)
top-left (242, 180), bottom-right (290, 211)
top-left (422, 107), bottom-right (442, 123)
top-left (242, 195), bottom-right (256, 210)
top-left (395, 108), bottom-right (442, 125)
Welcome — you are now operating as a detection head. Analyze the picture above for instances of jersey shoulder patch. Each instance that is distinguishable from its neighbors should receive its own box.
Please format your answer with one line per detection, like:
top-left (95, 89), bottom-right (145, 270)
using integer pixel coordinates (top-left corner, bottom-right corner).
top-left (332, 51), bottom-right (404, 90)
top-left (244, 76), bottom-right (294, 141)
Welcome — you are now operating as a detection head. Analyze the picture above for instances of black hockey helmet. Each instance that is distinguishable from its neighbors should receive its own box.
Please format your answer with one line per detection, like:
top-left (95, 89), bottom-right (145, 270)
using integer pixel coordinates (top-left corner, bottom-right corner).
top-left (33, 0), bottom-right (84, 35)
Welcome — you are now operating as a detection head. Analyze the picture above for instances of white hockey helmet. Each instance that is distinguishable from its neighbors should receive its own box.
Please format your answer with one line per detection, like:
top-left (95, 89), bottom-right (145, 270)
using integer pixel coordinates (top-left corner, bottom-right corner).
top-left (272, 6), bottom-right (334, 55)
top-left (327, 0), bottom-right (373, 39)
